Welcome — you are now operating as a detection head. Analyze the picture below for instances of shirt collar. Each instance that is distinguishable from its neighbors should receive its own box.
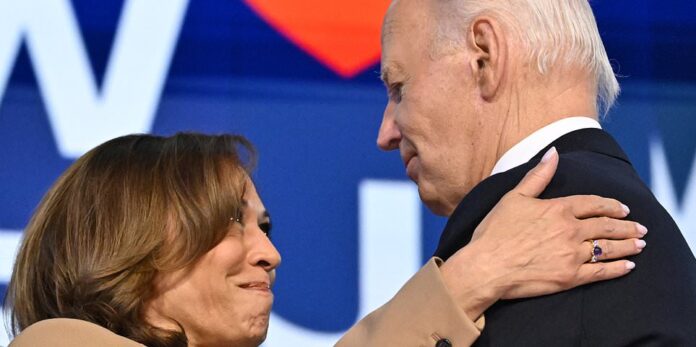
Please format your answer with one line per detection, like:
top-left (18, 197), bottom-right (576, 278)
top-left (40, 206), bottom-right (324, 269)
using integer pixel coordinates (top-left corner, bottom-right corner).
top-left (490, 117), bottom-right (602, 176)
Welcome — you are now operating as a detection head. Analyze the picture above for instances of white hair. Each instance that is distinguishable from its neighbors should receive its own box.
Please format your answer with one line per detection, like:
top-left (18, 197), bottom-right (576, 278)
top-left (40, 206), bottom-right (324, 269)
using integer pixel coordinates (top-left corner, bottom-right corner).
top-left (434, 0), bottom-right (620, 114)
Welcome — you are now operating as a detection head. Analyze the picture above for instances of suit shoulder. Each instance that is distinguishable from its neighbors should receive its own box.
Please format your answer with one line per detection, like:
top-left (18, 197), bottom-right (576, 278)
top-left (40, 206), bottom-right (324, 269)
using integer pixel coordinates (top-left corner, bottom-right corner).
top-left (548, 151), bottom-right (652, 197)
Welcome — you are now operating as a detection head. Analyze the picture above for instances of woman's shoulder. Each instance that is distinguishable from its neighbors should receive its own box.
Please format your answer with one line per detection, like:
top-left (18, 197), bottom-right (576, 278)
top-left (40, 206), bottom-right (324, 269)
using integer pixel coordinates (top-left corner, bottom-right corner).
top-left (9, 318), bottom-right (145, 347)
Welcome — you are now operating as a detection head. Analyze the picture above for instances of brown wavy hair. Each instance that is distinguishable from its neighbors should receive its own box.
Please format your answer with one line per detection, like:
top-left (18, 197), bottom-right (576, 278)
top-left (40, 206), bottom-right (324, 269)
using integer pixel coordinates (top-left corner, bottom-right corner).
top-left (4, 132), bottom-right (256, 346)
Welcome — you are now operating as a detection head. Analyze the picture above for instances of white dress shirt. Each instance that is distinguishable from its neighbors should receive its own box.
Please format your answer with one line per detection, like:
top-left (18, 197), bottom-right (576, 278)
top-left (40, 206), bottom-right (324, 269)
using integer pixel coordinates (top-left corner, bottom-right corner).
top-left (490, 117), bottom-right (602, 176)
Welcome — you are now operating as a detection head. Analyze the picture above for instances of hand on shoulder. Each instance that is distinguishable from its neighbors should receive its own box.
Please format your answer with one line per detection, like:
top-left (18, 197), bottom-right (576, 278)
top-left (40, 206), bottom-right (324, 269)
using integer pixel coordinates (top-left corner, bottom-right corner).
top-left (440, 148), bottom-right (646, 320)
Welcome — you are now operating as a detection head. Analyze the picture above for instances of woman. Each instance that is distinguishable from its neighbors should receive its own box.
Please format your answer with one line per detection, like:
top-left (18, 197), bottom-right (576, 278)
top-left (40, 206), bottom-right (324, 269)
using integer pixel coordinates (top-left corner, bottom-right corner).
top-left (5, 133), bottom-right (644, 346)
top-left (7, 133), bottom-right (278, 347)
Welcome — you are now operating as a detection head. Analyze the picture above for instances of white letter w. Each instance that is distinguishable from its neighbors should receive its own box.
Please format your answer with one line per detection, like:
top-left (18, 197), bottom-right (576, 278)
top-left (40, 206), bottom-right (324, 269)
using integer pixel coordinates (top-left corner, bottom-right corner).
top-left (0, 0), bottom-right (189, 158)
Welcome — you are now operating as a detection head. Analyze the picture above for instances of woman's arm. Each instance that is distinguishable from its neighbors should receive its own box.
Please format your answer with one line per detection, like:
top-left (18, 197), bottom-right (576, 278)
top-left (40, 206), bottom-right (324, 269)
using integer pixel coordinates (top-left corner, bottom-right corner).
top-left (337, 149), bottom-right (645, 346)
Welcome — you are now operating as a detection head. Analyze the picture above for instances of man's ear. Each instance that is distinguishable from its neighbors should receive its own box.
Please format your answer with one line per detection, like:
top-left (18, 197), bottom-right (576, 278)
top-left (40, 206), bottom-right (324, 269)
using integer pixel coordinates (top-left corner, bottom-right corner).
top-left (467, 17), bottom-right (506, 101)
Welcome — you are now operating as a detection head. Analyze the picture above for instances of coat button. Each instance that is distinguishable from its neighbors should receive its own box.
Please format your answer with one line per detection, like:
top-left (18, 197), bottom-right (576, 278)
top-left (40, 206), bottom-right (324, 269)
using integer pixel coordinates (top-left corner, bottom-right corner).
top-left (436, 338), bottom-right (452, 347)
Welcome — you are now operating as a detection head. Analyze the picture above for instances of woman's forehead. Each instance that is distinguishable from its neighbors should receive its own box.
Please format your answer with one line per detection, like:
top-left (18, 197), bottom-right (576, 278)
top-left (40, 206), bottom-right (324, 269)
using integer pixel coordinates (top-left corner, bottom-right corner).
top-left (243, 181), bottom-right (267, 216)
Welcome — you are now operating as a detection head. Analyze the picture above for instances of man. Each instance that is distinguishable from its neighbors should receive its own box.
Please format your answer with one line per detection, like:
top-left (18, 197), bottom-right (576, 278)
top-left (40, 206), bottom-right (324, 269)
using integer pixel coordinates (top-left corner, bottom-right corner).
top-left (370, 0), bottom-right (696, 345)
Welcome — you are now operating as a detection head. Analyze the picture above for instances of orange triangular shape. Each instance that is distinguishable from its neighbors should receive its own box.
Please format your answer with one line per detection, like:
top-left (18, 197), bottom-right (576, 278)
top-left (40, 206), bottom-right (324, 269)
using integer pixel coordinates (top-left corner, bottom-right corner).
top-left (244, 0), bottom-right (391, 78)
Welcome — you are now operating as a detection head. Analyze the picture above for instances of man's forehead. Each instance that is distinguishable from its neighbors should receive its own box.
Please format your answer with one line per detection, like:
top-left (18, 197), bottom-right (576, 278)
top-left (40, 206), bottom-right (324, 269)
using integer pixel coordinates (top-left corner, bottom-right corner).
top-left (381, 0), bottom-right (437, 81)
top-left (381, 17), bottom-right (396, 48)
top-left (380, 0), bottom-right (400, 48)
top-left (381, 1), bottom-right (402, 83)
top-left (381, 0), bottom-right (434, 49)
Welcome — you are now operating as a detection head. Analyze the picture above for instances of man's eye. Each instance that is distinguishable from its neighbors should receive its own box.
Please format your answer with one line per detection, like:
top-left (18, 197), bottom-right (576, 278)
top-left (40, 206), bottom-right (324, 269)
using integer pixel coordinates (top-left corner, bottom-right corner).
top-left (389, 83), bottom-right (403, 103)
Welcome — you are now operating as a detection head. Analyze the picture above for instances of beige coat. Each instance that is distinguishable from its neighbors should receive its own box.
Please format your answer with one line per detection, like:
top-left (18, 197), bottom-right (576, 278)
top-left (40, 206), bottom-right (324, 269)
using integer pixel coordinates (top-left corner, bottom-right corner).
top-left (9, 318), bottom-right (144, 347)
top-left (10, 259), bottom-right (482, 347)
top-left (336, 258), bottom-right (484, 346)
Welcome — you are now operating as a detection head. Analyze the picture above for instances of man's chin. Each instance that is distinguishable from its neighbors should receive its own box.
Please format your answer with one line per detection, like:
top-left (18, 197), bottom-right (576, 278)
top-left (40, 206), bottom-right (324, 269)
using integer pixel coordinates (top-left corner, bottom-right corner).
top-left (418, 187), bottom-right (455, 217)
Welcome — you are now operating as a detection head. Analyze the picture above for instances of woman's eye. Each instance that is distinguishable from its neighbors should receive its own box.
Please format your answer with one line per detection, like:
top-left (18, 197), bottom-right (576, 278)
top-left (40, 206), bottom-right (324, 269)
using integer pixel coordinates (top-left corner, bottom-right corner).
top-left (259, 222), bottom-right (272, 238)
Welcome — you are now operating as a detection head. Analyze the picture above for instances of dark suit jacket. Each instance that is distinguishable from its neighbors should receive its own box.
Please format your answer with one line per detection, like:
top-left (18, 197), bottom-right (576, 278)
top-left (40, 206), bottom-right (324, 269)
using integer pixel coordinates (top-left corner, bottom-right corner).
top-left (435, 129), bottom-right (696, 346)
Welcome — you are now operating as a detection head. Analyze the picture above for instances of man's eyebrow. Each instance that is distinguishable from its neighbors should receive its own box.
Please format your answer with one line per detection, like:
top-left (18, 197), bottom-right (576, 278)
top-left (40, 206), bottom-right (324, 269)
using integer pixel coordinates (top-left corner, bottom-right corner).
top-left (380, 68), bottom-right (391, 85)
top-left (380, 63), bottom-right (403, 85)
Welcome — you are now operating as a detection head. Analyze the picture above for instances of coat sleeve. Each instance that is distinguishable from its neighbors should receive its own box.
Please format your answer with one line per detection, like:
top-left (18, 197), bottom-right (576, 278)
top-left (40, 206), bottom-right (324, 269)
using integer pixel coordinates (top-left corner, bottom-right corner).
top-left (336, 257), bottom-right (484, 347)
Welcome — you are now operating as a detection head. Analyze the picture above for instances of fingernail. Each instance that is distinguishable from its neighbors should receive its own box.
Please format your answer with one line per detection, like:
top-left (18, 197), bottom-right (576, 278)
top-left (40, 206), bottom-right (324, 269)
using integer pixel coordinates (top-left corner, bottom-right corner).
top-left (637, 223), bottom-right (648, 235)
top-left (621, 204), bottom-right (630, 215)
top-left (626, 261), bottom-right (636, 270)
top-left (635, 239), bottom-right (647, 249)
top-left (541, 147), bottom-right (557, 163)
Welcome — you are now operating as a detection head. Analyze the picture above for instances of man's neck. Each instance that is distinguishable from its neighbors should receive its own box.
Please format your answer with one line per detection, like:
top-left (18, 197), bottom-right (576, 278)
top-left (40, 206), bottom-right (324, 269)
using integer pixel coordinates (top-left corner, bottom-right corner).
top-left (491, 116), bottom-right (602, 175)
top-left (492, 76), bottom-right (599, 168)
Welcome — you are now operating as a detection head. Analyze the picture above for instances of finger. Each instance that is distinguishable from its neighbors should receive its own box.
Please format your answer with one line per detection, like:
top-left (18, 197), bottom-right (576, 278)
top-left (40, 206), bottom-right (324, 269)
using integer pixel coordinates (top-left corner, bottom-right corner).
top-left (580, 218), bottom-right (648, 240)
top-left (555, 195), bottom-right (630, 219)
top-left (575, 260), bottom-right (636, 286)
top-left (512, 147), bottom-right (559, 197)
top-left (578, 239), bottom-right (646, 262)
top-left (594, 239), bottom-right (646, 261)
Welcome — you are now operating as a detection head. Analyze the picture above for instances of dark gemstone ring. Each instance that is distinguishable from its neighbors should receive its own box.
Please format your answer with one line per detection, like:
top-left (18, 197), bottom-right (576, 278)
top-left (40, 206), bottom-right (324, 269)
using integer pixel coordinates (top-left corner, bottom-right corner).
top-left (590, 239), bottom-right (603, 263)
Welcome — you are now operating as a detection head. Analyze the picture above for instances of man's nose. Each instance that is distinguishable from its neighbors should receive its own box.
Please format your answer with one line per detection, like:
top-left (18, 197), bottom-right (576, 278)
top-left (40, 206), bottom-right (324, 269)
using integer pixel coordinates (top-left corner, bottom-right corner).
top-left (376, 103), bottom-right (401, 151)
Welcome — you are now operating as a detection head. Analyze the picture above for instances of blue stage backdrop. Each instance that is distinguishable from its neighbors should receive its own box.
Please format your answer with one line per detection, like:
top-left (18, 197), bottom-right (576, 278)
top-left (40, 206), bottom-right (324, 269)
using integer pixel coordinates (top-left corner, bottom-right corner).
top-left (1, 1), bottom-right (695, 345)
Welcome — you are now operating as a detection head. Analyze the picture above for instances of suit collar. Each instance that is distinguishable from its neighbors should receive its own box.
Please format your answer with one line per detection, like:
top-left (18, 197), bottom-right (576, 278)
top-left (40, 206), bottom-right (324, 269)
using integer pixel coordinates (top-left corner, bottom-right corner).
top-left (530, 128), bottom-right (631, 166)
top-left (491, 117), bottom-right (602, 175)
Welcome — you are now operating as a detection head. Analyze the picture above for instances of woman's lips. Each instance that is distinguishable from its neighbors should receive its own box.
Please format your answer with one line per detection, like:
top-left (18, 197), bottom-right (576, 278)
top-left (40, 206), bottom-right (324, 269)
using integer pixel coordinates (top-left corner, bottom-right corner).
top-left (240, 282), bottom-right (272, 293)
